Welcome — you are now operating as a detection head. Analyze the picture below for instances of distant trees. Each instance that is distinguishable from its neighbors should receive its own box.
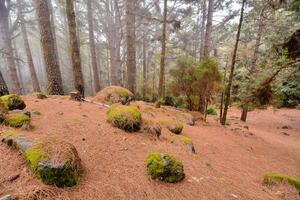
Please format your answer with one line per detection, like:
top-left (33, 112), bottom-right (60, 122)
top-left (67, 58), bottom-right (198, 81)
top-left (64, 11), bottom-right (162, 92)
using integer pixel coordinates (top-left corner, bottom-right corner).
top-left (35, 0), bottom-right (64, 95)
top-left (66, 0), bottom-right (84, 97)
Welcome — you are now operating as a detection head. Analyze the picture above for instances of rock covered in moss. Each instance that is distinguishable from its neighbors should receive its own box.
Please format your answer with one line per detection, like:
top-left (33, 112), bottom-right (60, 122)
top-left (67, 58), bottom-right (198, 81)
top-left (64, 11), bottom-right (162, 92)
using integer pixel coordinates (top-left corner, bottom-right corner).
top-left (263, 172), bottom-right (300, 191)
top-left (160, 120), bottom-right (183, 134)
top-left (107, 104), bottom-right (142, 132)
top-left (3, 113), bottom-right (30, 128)
top-left (177, 135), bottom-right (196, 154)
top-left (176, 113), bottom-right (195, 126)
top-left (1, 131), bottom-right (83, 187)
top-left (0, 94), bottom-right (26, 110)
top-left (94, 86), bottom-right (134, 105)
top-left (36, 92), bottom-right (47, 100)
top-left (141, 119), bottom-right (161, 138)
top-left (145, 152), bottom-right (185, 183)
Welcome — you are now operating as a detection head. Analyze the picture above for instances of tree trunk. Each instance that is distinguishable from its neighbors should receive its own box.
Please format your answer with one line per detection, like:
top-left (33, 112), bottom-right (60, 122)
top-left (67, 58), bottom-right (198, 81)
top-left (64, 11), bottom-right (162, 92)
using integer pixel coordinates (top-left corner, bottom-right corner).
top-left (221, 0), bottom-right (246, 125)
top-left (17, 0), bottom-right (41, 92)
top-left (114, 0), bottom-right (122, 86)
top-left (199, 0), bottom-right (207, 60)
top-left (0, 69), bottom-right (9, 96)
top-left (66, 0), bottom-right (85, 97)
top-left (158, 0), bottom-right (168, 101)
top-left (0, 1), bottom-right (22, 94)
top-left (126, 0), bottom-right (137, 93)
top-left (35, 0), bottom-right (64, 95)
top-left (241, 8), bottom-right (264, 122)
top-left (220, 57), bottom-right (228, 120)
top-left (203, 0), bottom-right (213, 57)
top-left (87, 0), bottom-right (101, 92)
top-left (142, 39), bottom-right (147, 100)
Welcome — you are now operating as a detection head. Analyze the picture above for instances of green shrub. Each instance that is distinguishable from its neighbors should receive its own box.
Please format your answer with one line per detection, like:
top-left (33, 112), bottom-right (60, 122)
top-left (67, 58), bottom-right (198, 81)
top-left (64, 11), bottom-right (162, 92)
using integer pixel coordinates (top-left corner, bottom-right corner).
top-left (4, 113), bottom-right (30, 128)
top-left (145, 152), bottom-right (185, 183)
top-left (164, 96), bottom-right (175, 106)
top-left (206, 105), bottom-right (217, 115)
top-left (107, 104), bottom-right (142, 132)
top-left (0, 94), bottom-right (26, 110)
top-left (263, 172), bottom-right (300, 191)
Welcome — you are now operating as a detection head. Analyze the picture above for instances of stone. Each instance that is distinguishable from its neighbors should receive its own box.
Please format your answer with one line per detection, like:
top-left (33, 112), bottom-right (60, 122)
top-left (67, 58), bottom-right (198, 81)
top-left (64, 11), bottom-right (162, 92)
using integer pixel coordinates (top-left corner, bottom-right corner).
top-left (70, 91), bottom-right (83, 101)
top-left (141, 119), bottom-right (161, 138)
top-left (93, 86), bottom-right (134, 105)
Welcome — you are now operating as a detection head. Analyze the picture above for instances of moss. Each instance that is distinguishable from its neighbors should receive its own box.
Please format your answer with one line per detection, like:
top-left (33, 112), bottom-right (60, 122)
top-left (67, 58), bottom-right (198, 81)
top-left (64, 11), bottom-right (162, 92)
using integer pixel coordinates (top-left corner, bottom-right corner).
top-left (206, 105), bottom-right (217, 115)
top-left (36, 92), bottom-right (47, 99)
top-left (107, 104), bottom-right (142, 132)
top-left (177, 135), bottom-right (192, 145)
top-left (24, 144), bottom-right (46, 171)
top-left (146, 152), bottom-right (185, 183)
top-left (4, 113), bottom-right (30, 128)
top-left (0, 94), bottom-right (26, 110)
top-left (32, 109), bottom-right (41, 115)
top-left (159, 120), bottom-right (183, 134)
top-left (263, 172), bottom-right (300, 190)
top-left (1, 130), bottom-right (23, 148)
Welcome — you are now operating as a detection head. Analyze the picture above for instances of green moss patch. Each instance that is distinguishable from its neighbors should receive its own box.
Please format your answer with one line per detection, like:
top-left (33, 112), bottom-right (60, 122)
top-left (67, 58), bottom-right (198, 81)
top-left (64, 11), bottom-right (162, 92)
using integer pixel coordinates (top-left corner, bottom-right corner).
top-left (24, 144), bottom-right (46, 170)
top-left (160, 120), bottom-right (183, 134)
top-left (0, 94), bottom-right (26, 110)
top-left (95, 86), bottom-right (134, 105)
top-left (206, 105), bottom-right (217, 115)
top-left (263, 172), bottom-right (300, 191)
top-left (107, 104), bottom-right (142, 132)
top-left (177, 135), bottom-right (192, 145)
top-left (4, 113), bottom-right (30, 128)
top-left (146, 152), bottom-right (185, 183)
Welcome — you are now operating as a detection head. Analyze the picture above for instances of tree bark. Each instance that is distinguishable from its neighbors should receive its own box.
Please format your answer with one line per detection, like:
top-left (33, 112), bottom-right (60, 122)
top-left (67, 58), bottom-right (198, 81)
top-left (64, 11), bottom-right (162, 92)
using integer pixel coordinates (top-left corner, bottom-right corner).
top-left (221, 0), bottom-right (246, 125)
top-left (126, 0), bottom-right (137, 93)
top-left (17, 0), bottom-right (41, 92)
top-left (241, 8), bottom-right (264, 122)
top-left (142, 39), bottom-right (147, 100)
top-left (35, 0), bottom-right (64, 95)
top-left (158, 0), bottom-right (168, 101)
top-left (87, 0), bottom-right (101, 92)
top-left (203, 0), bottom-right (213, 57)
top-left (0, 69), bottom-right (9, 96)
top-left (66, 0), bottom-right (85, 97)
top-left (0, 1), bottom-right (22, 94)
top-left (199, 0), bottom-right (207, 60)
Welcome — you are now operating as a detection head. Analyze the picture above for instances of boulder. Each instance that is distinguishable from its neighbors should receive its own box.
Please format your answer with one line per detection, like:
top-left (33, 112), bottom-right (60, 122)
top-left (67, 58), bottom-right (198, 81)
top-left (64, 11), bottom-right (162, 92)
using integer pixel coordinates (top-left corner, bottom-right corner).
top-left (160, 120), bottom-right (183, 134)
top-left (1, 131), bottom-right (83, 187)
top-left (177, 135), bottom-right (196, 154)
top-left (141, 119), bottom-right (161, 138)
top-left (35, 92), bottom-right (47, 100)
top-left (107, 104), bottom-right (142, 132)
top-left (3, 113), bottom-right (30, 128)
top-left (0, 94), bottom-right (26, 110)
top-left (145, 152), bottom-right (185, 183)
top-left (93, 86), bottom-right (134, 105)
top-left (176, 113), bottom-right (195, 126)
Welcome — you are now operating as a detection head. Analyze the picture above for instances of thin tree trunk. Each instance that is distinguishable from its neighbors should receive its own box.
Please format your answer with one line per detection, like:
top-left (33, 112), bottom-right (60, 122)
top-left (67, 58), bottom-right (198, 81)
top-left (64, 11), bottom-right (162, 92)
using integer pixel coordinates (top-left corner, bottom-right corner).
top-left (221, 0), bottom-right (246, 125)
top-left (126, 0), bottom-right (137, 93)
top-left (35, 0), bottom-right (64, 95)
top-left (17, 0), bottom-right (41, 92)
top-left (203, 0), bottom-right (213, 57)
top-left (142, 39), bottom-right (147, 100)
top-left (241, 8), bottom-right (264, 122)
top-left (158, 0), bottom-right (168, 101)
top-left (87, 0), bottom-right (101, 92)
top-left (114, 0), bottom-right (122, 86)
top-left (220, 57), bottom-right (228, 120)
top-left (199, 0), bottom-right (207, 60)
top-left (0, 1), bottom-right (22, 94)
top-left (0, 69), bottom-right (9, 96)
top-left (66, 0), bottom-right (85, 97)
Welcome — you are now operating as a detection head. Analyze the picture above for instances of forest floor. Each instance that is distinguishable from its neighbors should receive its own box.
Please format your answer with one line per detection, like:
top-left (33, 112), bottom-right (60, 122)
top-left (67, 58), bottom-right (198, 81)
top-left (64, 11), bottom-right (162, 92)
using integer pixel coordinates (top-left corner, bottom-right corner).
top-left (0, 95), bottom-right (299, 200)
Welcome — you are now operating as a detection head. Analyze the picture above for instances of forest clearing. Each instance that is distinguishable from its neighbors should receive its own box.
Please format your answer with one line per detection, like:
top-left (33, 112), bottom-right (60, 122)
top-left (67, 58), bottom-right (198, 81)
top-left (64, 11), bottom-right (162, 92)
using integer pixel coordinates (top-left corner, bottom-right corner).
top-left (0, 0), bottom-right (300, 199)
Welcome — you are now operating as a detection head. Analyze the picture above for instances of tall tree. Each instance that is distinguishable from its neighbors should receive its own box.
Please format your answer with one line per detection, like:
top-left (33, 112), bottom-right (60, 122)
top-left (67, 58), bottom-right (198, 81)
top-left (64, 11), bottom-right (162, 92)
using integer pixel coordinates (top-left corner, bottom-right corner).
top-left (0, 0), bottom-right (22, 94)
top-left (87, 0), bottom-right (100, 92)
top-left (17, 0), bottom-right (41, 92)
top-left (221, 0), bottom-right (246, 125)
top-left (203, 0), bottom-right (214, 57)
top-left (158, 0), bottom-right (168, 101)
top-left (126, 0), bottom-right (137, 93)
top-left (35, 0), bottom-right (64, 95)
top-left (66, 0), bottom-right (85, 97)
top-left (200, 0), bottom-right (207, 60)
top-left (0, 69), bottom-right (9, 96)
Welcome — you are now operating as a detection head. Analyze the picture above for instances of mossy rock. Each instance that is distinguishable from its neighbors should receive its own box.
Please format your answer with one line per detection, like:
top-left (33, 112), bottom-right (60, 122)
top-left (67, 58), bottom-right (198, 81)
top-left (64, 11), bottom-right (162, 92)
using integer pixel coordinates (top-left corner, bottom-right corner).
top-left (141, 119), bottom-right (161, 138)
top-left (107, 104), bottom-right (142, 132)
top-left (36, 92), bottom-right (47, 99)
top-left (145, 152), bottom-right (185, 183)
top-left (160, 120), bottom-right (183, 134)
top-left (176, 113), bottom-right (195, 126)
top-left (1, 132), bottom-right (83, 188)
top-left (177, 135), bottom-right (196, 154)
top-left (4, 113), bottom-right (30, 128)
top-left (94, 86), bottom-right (134, 105)
top-left (0, 94), bottom-right (26, 110)
top-left (263, 172), bottom-right (300, 191)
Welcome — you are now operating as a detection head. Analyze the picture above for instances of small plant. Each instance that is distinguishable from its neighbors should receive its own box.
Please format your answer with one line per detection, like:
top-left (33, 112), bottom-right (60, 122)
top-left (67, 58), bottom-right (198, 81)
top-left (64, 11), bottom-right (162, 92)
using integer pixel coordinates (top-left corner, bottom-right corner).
top-left (107, 104), bottom-right (142, 132)
top-left (145, 152), bottom-right (185, 183)
top-left (263, 172), bottom-right (300, 191)
top-left (206, 105), bottom-right (217, 115)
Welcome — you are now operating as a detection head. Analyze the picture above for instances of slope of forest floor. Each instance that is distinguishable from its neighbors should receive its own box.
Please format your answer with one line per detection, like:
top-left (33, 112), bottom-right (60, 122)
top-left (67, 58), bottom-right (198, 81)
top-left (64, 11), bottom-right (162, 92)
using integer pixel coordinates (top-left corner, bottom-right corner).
top-left (0, 95), bottom-right (299, 200)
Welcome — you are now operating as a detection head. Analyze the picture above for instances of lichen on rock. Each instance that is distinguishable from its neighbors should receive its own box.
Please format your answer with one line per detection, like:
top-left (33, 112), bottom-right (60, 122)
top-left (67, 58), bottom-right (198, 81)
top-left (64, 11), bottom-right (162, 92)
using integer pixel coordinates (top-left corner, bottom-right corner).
top-left (141, 119), bottom-right (161, 138)
top-left (3, 113), bottom-right (30, 128)
top-left (160, 120), bottom-right (183, 134)
top-left (107, 104), bottom-right (142, 132)
top-left (94, 86), bottom-right (134, 105)
top-left (145, 152), bottom-right (185, 183)
top-left (0, 94), bottom-right (26, 110)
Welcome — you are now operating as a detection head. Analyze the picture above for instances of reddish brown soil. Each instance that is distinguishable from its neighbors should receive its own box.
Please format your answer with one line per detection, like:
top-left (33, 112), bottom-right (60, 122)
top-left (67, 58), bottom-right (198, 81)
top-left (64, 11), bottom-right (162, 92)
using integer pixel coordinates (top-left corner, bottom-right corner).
top-left (0, 95), bottom-right (299, 200)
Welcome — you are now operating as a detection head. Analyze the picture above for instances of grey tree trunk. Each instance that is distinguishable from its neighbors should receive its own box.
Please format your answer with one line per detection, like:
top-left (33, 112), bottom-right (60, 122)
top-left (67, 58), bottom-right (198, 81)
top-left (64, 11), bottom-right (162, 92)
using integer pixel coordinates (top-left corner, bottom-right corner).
top-left (199, 0), bottom-right (207, 60)
top-left (66, 0), bottom-right (85, 97)
top-left (221, 0), bottom-right (246, 125)
top-left (126, 0), bottom-right (137, 93)
top-left (87, 0), bottom-right (101, 92)
top-left (35, 0), bottom-right (64, 95)
top-left (0, 69), bottom-right (9, 96)
top-left (203, 0), bottom-right (213, 57)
